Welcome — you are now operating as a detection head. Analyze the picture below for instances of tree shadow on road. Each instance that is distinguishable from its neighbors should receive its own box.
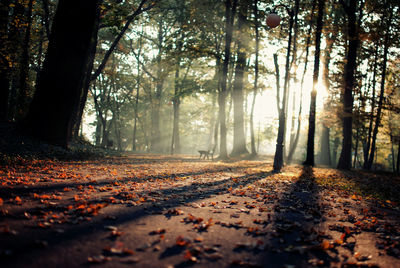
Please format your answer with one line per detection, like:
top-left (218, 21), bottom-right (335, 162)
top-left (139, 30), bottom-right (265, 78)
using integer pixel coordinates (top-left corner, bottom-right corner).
top-left (258, 166), bottom-right (338, 267)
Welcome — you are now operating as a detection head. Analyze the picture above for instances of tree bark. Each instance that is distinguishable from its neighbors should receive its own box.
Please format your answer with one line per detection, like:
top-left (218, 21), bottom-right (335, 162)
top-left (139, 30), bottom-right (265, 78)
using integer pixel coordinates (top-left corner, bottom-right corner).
top-left (151, 19), bottom-right (165, 153)
top-left (366, 7), bottom-right (392, 170)
top-left (218, 0), bottom-right (237, 159)
top-left (287, 0), bottom-right (316, 164)
top-left (71, 17), bottom-right (100, 139)
top-left (320, 126), bottom-right (331, 166)
top-left (273, 9), bottom-right (294, 172)
top-left (7, 1), bottom-right (26, 120)
top-left (17, 0), bottom-right (33, 120)
top-left (22, 0), bottom-right (100, 147)
top-left (318, 8), bottom-right (338, 166)
top-left (132, 35), bottom-right (143, 152)
top-left (304, 0), bottom-right (324, 166)
top-left (337, 0), bottom-right (361, 169)
top-left (363, 43), bottom-right (379, 169)
top-left (231, 1), bottom-right (249, 156)
top-left (250, 0), bottom-right (259, 156)
top-left (171, 56), bottom-right (181, 154)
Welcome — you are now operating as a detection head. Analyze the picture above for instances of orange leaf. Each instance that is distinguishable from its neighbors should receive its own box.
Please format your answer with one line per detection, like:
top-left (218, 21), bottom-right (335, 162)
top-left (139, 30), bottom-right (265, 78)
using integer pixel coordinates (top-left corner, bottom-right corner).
top-left (176, 236), bottom-right (190, 247)
top-left (320, 240), bottom-right (331, 250)
top-left (15, 196), bottom-right (22, 204)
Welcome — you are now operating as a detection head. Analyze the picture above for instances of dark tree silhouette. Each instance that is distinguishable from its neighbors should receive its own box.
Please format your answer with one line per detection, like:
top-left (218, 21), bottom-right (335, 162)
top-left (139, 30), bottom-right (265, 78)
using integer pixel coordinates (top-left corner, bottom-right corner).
top-left (22, 0), bottom-right (101, 147)
top-left (337, 0), bottom-right (364, 169)
top-left (304, 0), bottom-right (324, 166)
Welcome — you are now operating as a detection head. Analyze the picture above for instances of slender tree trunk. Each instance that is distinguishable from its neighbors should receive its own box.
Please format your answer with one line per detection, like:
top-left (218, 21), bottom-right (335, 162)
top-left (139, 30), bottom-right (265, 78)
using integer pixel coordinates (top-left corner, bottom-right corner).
top-left (320, 126), bottom-right (331, 166)
top-left (363, 43), bottom-right (379, 168)
top-left (7, 1), bottom-right (26, 120)
top-left (287, 0), bottom-right (316, 164)
top-left (337, 0), bottom-right (361, 169)
top-left (304, 0), bottom-right (324, 166)
top-left (71, 18), bottom-right (100, 139)
top-left (366, 8), bottom-right (392, 170)
top-left (101, 117), bottom-right (109, 148)
top-left (171, 100), bottom-right (180, 154)
top-left (213, 117), bottom-right (219, 153)
top-left (319, 12), bottom-right (338, 166)
top-left (218, 0), bottom-right (237, 159)
top-left (17, 0), bottom-right (33, 120)
top-left (250, 0), bottom-right (259, 156)
top-left (171, 66), bottom-right (180, 155)
top-left (95, 117), bottom-right (102, 146)
top-left (273, 9), bottom-right (294, 172)
top-left (209, 90), bottom-right (217, 150)
top-left (132, 84), bottom-right (139, 151)
top-left (353, 126), bottom-right (360, 168)
top-left (151, 20), bottom-right (164, 153)
top-left (231, 1), bottom-right (249, 156)
top-left (35, 16), bottom-right (45, 85)
top-left (22, 0), bottom-right (100, 147)
top-left (0, 0), bottom-right (11, 121)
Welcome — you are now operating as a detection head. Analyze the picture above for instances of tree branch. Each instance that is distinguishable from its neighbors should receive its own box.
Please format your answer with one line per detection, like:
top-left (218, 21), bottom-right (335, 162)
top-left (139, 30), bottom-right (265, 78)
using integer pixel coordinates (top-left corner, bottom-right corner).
top-left (91, 0), bottom-right (156, 81)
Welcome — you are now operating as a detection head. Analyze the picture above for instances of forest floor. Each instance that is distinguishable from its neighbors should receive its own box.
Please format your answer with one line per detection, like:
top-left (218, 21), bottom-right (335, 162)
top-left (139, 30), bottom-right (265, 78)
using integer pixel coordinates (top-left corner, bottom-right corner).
top-left (0, 153), bottom-right (400, 268)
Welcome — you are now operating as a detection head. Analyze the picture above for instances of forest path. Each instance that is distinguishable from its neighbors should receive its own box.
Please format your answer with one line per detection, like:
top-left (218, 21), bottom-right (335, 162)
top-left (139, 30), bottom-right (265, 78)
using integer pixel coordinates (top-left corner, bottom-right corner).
top-left (0, 154), bottom-right (399, 267)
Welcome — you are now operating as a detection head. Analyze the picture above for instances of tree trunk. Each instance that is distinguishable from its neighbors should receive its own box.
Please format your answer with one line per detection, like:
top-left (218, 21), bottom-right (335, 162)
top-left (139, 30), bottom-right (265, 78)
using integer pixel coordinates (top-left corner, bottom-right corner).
top-left (17, 0), bottom-right (33, 120)
top-left (366, 8), bottom-right (392, 170)
top-left (273, 9), bottom-right (294, 172)
top-left (71, 18), bottom-right (100, 139)
top-left (218, 0), bottom-right (237, 159)
top-left (320, 125), bottom-right (331, 166)
top-left (319, 9), bottom-right (338, 166)
top-left (0, 0), bottom-right (11, 121)
top-left (250, 0), bottom-right (259, 156)
top-left (209, 90), bottom-right (217, 150)
top-left (95, 117), bottom-right (102, 146)
top-left (363, 43), bottom-right (379, 169)
top-left (22, 0), bottom-right (100, 147)
top-left (151, 19), bottom-right (164, 153)
top-left (132, 84), bottom-right (139, 151)
top-left (7, 1), bottom-right (26, 120)
top-left (287, 0), bottom-right (316, 164)
top-left (231, 1), bottom-right (249, 156)
top-left (304, 0), bottom-right (324, 166)
top-left (337, 0), bottom-right (361, 170)
top-left (171, 100), bottom-right (181, 154)
top-left (353, 126), bottom-right (360, 168)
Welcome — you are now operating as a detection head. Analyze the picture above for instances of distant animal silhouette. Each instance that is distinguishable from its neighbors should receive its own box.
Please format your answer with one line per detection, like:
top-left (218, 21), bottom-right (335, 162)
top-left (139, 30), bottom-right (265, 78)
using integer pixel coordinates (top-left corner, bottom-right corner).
top-left (198, 150), bottom-right (213, 160)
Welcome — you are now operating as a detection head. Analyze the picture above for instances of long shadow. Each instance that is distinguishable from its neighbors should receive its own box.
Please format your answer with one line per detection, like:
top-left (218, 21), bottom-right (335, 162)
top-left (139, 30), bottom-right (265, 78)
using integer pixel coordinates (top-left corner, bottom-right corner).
top-left (258, 166), bottom-right (337, 267)
top-left (0, 162), bottom-right (266, 198)
top-left (0, 170), bottom-right (274, 267)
